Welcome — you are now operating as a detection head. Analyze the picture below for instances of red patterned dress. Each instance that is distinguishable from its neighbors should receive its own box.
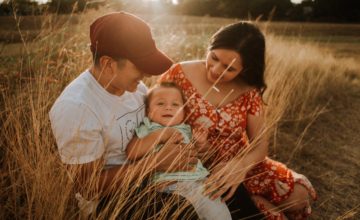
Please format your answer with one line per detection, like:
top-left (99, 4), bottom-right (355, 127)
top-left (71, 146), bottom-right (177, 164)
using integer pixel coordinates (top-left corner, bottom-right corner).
top-left (160, 64), bottom-right (317, 219)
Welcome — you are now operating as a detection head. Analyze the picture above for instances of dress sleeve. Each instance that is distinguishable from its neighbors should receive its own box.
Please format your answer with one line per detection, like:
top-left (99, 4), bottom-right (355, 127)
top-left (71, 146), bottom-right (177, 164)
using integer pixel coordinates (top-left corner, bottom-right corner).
top-left (248, 90), bottom-right (263, 116)
top-left (49, 100), bottom-right (104, 164)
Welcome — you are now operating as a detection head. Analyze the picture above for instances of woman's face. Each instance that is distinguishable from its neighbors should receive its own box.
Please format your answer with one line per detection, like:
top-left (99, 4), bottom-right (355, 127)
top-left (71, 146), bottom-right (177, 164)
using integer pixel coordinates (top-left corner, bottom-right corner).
top-left (205, 49), bottom-right (243, 84)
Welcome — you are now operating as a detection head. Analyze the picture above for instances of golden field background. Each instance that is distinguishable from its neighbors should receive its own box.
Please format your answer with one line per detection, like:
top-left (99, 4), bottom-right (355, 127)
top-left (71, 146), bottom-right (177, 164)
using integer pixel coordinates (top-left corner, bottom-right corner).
top-left (0, 8), bottom-right (359, 219)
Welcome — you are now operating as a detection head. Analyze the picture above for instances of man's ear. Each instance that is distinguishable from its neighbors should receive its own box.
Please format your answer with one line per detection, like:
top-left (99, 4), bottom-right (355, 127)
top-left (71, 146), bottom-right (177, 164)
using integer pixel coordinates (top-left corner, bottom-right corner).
top-left (98, 56), bottom-right (112, 71)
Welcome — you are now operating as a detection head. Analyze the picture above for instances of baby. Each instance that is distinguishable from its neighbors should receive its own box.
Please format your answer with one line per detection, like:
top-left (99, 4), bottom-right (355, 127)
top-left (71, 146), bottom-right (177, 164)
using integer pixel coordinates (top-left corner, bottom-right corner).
top-left (126, 82), bottom-right (231, 220)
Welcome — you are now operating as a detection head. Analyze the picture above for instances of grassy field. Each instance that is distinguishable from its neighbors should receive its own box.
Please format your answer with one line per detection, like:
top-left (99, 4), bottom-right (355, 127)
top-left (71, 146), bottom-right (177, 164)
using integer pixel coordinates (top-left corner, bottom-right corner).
top-left (1, 9), bottom-right (360, 219)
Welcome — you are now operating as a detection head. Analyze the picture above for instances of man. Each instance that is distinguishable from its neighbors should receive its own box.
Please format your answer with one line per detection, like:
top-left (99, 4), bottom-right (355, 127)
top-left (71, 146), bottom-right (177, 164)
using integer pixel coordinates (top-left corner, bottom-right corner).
top-left (49, 12), bottom-right (198, 219)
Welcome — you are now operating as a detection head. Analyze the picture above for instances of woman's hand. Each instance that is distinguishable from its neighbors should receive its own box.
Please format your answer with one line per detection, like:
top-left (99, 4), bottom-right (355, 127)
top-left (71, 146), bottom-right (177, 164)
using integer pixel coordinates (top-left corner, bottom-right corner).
top-left (203, 159), bottom-right (247, 202)
top-left (192, 127), bottom-right (209, 158)
top-left (193, 127), bottom-right (208, 145)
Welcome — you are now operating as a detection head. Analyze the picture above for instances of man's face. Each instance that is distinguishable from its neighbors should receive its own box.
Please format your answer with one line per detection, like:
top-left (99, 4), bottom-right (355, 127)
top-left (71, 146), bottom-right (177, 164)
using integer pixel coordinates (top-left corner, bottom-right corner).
top-left (105, 59), bottom-right (145, 95)
top-left (147, 87), bottom-right (185, 127)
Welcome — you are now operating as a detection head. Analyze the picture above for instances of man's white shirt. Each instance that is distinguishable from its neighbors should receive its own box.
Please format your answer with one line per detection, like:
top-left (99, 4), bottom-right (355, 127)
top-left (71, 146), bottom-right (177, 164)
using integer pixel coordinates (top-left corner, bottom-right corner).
top-left (49, 70), bottom-right (147, 165)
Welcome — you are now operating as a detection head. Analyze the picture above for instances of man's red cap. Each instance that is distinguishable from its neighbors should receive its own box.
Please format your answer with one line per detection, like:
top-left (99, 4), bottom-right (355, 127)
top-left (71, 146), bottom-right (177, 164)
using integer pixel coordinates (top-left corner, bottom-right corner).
top-left (90, 12), bottom-right (173, 75)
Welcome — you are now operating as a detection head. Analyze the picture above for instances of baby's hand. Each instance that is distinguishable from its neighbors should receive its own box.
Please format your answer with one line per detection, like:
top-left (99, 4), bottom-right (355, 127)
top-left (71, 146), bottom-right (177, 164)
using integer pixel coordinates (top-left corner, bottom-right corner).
top-left (192, 126), bottom-right (210, 160)
top-left (160, 127), bottom-right (184, 144)
top-left (193, 127), bottom-right (208, 148)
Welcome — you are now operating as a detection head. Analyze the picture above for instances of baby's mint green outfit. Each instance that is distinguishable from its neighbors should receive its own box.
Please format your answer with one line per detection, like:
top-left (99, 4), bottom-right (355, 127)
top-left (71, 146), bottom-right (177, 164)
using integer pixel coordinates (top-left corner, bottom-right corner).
top-left (135, 118), bottom-right (232, 220)
top-left (135, 117), bottom-right (209, 183)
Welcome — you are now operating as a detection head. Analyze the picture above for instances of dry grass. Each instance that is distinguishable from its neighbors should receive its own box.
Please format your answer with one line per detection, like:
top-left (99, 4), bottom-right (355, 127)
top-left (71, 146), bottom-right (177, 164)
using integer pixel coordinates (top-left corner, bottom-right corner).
top-left (1, 9), bottom-right (360, 219)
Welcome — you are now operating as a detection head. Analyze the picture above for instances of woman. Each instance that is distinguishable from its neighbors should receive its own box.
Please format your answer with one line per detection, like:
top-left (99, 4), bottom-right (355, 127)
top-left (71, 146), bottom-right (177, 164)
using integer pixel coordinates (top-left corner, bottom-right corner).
top-left (160, 22), bottom-right (316, 219)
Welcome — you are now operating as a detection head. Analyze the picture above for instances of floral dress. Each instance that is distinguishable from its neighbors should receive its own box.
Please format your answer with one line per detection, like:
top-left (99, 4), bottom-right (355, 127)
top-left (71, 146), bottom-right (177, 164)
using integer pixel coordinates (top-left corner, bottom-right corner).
top-left (160, 64), bottom-right (317, 220)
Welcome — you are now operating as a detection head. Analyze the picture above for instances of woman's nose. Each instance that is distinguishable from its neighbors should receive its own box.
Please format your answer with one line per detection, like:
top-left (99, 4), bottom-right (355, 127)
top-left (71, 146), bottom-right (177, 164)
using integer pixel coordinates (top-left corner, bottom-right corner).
top-left (212, 64), bottom-right (223, 76)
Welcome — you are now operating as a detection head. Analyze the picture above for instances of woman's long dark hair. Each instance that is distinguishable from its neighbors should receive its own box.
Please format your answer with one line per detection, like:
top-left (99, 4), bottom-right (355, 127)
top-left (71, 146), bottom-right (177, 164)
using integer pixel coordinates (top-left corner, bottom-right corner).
top-left (209, 22), bottom-right (267, 94)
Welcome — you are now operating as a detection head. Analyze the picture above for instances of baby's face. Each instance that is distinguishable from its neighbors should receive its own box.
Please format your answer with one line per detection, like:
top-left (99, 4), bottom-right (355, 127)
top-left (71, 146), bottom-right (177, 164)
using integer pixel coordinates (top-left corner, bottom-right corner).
top-left (148, 87), bottom-right (185, 127)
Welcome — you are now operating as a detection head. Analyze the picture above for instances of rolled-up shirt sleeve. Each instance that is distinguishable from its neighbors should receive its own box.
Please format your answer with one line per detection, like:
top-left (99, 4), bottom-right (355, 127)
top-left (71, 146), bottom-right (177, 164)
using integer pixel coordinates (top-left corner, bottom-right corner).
top-left (49, 101), bottom-right (104, 164)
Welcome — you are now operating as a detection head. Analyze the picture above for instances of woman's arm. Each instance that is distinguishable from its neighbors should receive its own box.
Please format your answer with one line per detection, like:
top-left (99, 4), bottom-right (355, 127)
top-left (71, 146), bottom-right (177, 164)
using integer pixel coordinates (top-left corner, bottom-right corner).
top-left (126, 127), bottom-right (184, 160)
top-left (239, 112), bottom-right (269, 173)
top-left (204, 110), bottom-right (269, 201)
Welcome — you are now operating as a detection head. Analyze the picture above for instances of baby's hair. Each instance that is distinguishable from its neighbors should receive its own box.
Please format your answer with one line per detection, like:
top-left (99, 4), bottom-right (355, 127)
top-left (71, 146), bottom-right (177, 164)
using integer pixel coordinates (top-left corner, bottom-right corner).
top-left (145, 82), bottom-right (186, 110)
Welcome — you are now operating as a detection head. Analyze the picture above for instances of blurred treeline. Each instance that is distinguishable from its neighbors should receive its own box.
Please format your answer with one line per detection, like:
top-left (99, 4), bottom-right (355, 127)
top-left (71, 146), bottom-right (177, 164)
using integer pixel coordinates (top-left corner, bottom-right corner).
top-left (0, 0), bottom-right (359, 23)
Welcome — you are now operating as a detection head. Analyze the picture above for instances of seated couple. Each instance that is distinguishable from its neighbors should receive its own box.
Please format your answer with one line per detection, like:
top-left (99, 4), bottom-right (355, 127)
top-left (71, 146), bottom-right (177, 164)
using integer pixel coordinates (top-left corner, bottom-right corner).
top-left (50, 12), bottom-right (316, 219)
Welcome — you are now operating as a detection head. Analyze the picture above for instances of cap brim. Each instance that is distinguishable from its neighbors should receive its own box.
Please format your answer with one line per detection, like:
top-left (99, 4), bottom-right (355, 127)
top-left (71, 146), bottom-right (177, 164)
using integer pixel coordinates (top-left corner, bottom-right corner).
top-left (131, 49), bottom-right (173, 75)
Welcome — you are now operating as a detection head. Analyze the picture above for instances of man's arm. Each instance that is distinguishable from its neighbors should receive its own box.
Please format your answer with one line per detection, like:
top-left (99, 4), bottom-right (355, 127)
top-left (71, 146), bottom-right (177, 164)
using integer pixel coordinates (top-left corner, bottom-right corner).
top-left (50, 101), bottom-right (198, 197)
top-left (73, 141), bottom-right (199, 197)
